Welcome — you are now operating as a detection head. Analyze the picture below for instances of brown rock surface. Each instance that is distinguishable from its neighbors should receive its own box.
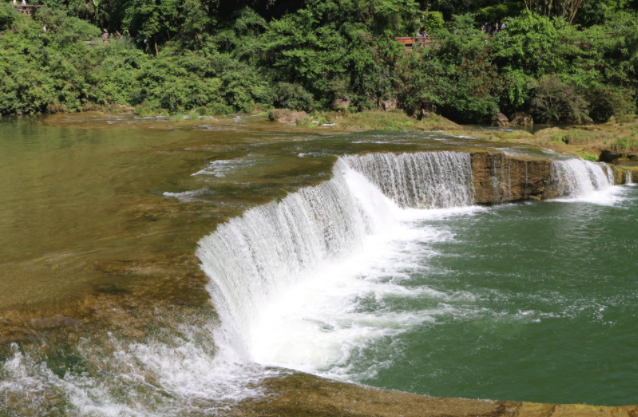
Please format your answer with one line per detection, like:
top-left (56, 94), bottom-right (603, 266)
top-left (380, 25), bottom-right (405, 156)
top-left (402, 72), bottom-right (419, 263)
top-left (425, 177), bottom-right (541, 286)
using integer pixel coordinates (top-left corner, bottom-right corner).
top-left (492, 112), bottom-right (510, 127)
top-left (471, 152), bottom-right (551, 204)
top-left (242, 371), bottom-right (519, 417)
top-left (510, 112), bottom-right (534, 126)
top-left (268, 109), bottom-right (309, 125)
top-left (239, 371), bottom-right (638, 417)
top-left (332, 95), bottom-right (351, 110)
top-left (381, 98), bottom-right (398, 111)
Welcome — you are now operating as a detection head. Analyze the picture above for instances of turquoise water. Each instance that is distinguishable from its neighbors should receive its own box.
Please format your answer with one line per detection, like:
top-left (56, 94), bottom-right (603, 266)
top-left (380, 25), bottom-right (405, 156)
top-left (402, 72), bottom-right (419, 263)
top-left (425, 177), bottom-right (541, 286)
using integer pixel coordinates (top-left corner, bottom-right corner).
top-left (357, 188), bottom-right (638, 405)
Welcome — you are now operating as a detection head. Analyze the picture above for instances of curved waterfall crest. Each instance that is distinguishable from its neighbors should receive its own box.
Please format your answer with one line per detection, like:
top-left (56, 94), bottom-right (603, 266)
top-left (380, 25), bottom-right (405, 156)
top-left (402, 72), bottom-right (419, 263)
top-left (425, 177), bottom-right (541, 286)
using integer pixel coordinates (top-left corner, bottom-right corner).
top-left (197, 152), bottom-right (618, 366)
top-left (197, 152), bottom-right (475, 360)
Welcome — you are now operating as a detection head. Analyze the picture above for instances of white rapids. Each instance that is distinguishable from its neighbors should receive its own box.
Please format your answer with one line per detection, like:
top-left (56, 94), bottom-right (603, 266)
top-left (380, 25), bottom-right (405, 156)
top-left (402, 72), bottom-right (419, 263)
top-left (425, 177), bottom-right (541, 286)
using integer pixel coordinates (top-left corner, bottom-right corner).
top-left (549, 159), bottom-right (615, 202)
top-left (196, 152), bottom-right (477, 377)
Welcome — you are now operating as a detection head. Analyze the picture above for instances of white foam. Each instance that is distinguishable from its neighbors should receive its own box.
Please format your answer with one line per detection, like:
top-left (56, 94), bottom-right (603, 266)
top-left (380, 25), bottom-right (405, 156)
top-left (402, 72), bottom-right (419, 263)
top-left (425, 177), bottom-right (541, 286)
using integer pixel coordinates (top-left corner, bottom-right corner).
top-left (197, 154), bottom-right (478, 383)
top-left (163, 188), bottom-right (211, 201)
top-left (343, 152), bottom-right (474, 209)
top-left (191, 158), bottom-right (256, 177)
top-left (549, 159), bottom-right (619, 205)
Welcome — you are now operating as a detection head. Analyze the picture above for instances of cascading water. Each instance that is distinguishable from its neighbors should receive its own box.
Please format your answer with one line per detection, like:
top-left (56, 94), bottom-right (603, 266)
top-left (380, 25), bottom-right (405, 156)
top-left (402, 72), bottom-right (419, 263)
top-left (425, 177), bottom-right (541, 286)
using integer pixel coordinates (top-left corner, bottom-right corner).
top-left (549, 159), bottom-right (614, 197)
top-left (196, 152), bottom-right (476, 373)
top-left (342, 152), bottom-right (474, 209)
top-left (197, 159), bottom-right (391, 360)
top-left (627, 170), bottom-right (633, 185)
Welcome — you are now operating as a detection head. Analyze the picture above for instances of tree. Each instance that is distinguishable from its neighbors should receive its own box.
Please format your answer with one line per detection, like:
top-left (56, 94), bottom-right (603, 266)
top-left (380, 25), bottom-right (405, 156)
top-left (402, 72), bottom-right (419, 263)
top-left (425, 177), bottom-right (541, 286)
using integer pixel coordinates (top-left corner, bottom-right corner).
top-left (523, 0), bottom-right (585, 24)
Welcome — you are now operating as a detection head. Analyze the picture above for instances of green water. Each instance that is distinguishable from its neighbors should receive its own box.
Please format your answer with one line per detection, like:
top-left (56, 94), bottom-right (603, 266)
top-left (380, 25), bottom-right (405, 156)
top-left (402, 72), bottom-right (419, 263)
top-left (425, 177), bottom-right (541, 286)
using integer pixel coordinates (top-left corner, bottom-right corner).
top-left (361, 191), bottom-right (638, 405)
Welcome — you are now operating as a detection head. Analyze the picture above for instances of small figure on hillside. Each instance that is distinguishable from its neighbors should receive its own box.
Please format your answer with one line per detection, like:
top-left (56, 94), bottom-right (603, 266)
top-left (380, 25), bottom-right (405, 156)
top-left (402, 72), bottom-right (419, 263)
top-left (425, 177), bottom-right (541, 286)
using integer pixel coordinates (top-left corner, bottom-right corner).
top-left (101, 30), bottom-right (109, 42)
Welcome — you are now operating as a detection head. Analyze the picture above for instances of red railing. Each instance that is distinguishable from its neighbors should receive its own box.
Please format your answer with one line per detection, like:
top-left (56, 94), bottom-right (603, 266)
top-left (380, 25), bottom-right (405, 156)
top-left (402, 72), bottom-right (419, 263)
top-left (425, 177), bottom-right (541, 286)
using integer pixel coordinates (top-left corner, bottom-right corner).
top-left (394, 36), bottom-right (437, 48)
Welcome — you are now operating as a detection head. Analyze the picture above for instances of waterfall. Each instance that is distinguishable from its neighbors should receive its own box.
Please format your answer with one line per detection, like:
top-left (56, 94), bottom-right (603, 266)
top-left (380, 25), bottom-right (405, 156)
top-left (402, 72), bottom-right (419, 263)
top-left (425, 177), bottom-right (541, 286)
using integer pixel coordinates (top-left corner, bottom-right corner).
top-left (627, 170), bottom-right (633, 185)
top-left (197, 152), bottom-right (474, 360)
top-left (342, 152), bottom-right (474, 209)
top-left (197, 160), bottom-right (391, 359)
top-left (549, 159), bottom-right (614, 197)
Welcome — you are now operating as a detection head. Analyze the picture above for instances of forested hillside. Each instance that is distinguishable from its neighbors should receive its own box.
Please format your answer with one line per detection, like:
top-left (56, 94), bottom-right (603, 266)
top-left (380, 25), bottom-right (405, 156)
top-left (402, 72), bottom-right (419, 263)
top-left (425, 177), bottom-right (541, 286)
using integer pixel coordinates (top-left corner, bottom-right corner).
top-left (1, 0), bottom-right (637, 123)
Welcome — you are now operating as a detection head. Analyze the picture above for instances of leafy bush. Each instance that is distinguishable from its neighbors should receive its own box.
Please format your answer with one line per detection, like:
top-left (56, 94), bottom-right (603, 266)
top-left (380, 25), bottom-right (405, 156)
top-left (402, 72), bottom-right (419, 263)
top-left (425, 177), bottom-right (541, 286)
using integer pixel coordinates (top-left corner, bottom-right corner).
top-left (0, 3), bottom-right (18, 30)
top-left (273, 83), bottom-right (314, 111)
top-left (529, 75), bottom-right (590, 123)
top-left (422, 11), bottom-right (444, 32)
top-left (611, 136), bottom-right (638, 153)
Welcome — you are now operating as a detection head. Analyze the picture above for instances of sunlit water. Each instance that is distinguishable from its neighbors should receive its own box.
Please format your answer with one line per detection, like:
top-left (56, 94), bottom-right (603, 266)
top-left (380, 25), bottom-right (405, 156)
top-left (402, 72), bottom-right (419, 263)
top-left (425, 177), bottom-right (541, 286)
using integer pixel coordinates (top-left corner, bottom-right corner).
top-left (1, 114), bottom-right (637, 414)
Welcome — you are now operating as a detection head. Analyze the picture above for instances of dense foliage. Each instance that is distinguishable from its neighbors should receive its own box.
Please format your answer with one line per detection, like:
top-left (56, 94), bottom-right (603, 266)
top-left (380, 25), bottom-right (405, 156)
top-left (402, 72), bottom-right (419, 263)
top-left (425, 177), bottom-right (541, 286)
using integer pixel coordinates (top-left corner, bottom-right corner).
top-left (1, 0), bottom-right (637, 123)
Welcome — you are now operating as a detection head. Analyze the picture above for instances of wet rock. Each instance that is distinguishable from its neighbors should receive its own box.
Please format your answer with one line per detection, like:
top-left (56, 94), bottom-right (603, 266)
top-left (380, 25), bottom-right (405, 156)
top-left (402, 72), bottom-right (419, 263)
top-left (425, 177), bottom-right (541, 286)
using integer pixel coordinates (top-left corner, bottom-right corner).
top-left (268, 109), bottom-right (309, 126)
top-left (332, 95), bottom-right (351, 111)
top-left (471, 152), bottom-right (551, 204)
top-left (381, 98), bottom-right (397, 111)
top-left (492, 112), bottom-right (509, 127)
top-left (510, 112), bottom-right (533, 126)
top-left (610, 164), bottom-right (638, 185)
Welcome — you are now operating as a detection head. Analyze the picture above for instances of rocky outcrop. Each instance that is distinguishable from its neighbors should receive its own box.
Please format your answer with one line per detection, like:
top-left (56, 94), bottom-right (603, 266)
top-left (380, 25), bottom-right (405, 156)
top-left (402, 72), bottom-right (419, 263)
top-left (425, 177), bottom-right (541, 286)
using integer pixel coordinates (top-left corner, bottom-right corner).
top-left (492, 112), bottom-right (509, 127)
top-left (471, 152), bottom-right (551, 204)
top-left (243, 371), bottom-right (638, 417)
top-left (268, 109), bottom-right (308, 125)
top-left (610, 164), bottom-right (638, 184)
top-left (510, 112), bottom-right (533, 126)
top-left (381, 98), bottom-right (397, 111)
top-left (332, 95), bottom-right (351, 110)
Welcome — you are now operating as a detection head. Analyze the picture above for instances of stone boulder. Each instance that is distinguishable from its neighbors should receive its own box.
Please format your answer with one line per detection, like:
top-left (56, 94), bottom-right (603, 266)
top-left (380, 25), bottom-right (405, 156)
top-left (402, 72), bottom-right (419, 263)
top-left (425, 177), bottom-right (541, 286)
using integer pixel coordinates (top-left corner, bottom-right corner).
top-left (510, 112), bottom-right (533, 126)
top-left (268, 109), bottom-right (308, 126)
top-left (332, 95), bottom-right (351, 111)
top-left (492, 112), bottom-right (509, 127)
top-left (381, 98), bottom-right (397, 111)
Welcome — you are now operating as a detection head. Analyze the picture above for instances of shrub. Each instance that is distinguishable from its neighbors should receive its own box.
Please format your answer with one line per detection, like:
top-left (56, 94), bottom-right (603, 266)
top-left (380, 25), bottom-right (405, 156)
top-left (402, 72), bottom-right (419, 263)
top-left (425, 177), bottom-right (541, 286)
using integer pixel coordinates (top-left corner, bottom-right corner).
top-left (611, 136), bottom-right (638, 154)
top-left (529, 75), bottom-right (590, 123)
top-left (0, 3), bottom-right (18, 30)
top-left (581, 152), bottom-right (598, 161)
top-left (273, 82), bottom-right (314, 111)
top-left (585, 85), bottom-right (635, 123)
top-left (208, 103), bottom-right (233, 115)
top-left (422, 11), bottom-right (444, 32)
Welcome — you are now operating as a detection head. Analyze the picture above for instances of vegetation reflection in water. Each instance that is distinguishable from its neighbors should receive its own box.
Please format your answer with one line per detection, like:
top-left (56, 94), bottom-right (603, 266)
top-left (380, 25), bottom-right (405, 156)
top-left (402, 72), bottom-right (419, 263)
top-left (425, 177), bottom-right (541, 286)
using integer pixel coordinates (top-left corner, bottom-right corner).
top-left (0, 113), bottom-right (637, 414)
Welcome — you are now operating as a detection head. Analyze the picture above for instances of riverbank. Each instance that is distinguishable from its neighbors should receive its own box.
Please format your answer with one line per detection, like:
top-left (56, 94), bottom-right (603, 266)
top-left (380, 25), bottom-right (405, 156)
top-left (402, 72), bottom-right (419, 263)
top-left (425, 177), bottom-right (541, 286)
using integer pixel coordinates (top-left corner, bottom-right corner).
top-left (271, 108), bottom-right (638, 176)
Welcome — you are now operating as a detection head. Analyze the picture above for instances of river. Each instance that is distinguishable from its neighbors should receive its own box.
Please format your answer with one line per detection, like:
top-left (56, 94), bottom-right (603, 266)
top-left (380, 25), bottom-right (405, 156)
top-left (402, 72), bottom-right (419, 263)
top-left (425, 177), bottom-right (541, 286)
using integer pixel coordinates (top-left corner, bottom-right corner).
top-left (1, 113), bottom-right (636, 415)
